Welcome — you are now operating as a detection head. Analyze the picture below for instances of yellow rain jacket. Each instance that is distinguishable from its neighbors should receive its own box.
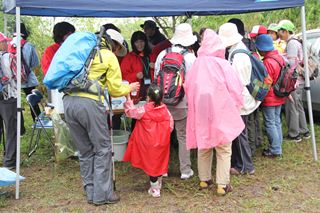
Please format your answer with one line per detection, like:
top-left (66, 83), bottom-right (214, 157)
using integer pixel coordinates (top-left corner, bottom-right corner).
top-left (69, 42), bottom-right (130, 101)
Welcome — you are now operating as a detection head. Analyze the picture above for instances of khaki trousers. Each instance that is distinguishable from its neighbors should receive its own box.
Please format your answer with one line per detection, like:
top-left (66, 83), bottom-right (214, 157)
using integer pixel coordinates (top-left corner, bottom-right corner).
top-left (197, 143), bottom-right (232, 185)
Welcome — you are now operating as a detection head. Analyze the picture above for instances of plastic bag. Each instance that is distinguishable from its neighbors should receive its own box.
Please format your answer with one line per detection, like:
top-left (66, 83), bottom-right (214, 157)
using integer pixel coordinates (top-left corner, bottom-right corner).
top-left (51, 111), bottom-right (78, 162)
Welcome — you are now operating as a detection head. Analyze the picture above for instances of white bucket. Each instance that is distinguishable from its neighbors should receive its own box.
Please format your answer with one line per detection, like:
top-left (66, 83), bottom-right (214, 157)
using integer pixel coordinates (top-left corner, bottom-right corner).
top-left (112, 130), bottom-right (130, 161)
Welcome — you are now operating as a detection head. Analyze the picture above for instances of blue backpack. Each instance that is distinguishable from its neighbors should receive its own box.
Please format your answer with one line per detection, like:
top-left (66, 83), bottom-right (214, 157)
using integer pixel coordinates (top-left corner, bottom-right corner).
top-left (230, 49), bottom-right (272, 101)
top-left (43, 32), bottom-right (98, 91)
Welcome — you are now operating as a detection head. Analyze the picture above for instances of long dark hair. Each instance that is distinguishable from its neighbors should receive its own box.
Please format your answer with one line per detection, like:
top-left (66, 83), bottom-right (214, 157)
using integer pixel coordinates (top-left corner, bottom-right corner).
top-left (147, 83), bottom-right (163, 107)
top-left (130, 31), bottom-right (151, 56)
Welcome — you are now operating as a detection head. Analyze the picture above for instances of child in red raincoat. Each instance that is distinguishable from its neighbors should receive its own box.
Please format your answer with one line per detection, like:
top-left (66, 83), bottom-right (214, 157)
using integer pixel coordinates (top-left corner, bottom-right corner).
top-left (123, 83), bottom-right (173, 198)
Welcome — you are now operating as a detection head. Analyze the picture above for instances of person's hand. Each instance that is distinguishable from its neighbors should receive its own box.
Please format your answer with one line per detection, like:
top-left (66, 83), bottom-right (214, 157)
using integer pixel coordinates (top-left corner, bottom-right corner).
top-left (132, 96), bottom-right (142, 105)
top-left (288, 94), bottom-right (294, 103)
top-left (149, 62), bottom-right (155, 69)
top-left (136, 72), bottom-right (143, 79)
top-left (129, 82), bottom-right (140, 93)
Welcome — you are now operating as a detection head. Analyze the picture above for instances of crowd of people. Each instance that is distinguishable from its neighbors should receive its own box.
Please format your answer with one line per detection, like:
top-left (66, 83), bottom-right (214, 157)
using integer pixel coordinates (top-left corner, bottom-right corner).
top-left (0, 18), bottom-right (312, 205)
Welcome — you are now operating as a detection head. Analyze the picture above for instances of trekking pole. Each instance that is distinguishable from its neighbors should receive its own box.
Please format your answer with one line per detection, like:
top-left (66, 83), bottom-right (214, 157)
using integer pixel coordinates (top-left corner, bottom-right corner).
top-left (107, 93), bottom-right (116, 191)
top-left (1, 119), bottom-right (5, 156)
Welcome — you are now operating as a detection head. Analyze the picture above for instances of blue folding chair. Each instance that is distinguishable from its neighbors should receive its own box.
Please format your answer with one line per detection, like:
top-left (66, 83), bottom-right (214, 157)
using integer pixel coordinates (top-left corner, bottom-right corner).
top-left (26, 92), bottom-right (54, 157)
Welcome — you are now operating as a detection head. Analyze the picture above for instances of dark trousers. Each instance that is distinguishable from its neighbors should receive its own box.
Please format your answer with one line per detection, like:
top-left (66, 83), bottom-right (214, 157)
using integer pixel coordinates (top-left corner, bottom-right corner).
top-left (247, 108), bottom-right (263, 155)
top-left (0, 98), bottom-right (17, 167)
top-left (150, 176), bottom-right (160, 183)
top-left (231, 114), bottom-right (254, 173)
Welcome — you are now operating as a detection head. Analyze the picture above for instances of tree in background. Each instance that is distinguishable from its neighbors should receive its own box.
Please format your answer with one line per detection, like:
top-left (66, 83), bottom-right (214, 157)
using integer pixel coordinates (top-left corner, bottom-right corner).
top-left (0, 0), bottom-right (318, 83)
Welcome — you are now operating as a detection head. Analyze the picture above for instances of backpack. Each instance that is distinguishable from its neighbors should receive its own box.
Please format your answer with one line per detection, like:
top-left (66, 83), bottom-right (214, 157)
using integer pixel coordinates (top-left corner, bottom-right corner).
top-left (230, 49), bottom-right (272, 101)
top-left (43, 32), bottom-right (98, 90)
top-left (0, 52), bottom-right (18, 100)
top-left (267, 56), bottom-right (299, 97)
top-left (44, 27), bottom-right (114, 103)
top-left (8, 38), bottom-right (31, 82)
top-left (156, 48), bottom-right (188, 106)
top-left (287, 38), bottom-right (319, 80)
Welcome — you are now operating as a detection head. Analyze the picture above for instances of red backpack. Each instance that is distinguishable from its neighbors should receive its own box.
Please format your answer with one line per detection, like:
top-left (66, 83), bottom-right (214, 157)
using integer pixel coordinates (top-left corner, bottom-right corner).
top-left (156, 48), bottom-right (188, 106)
top-left (267, 56), bottom-right (298, 97)
top-left (8, 38), bottom-right (30, 83)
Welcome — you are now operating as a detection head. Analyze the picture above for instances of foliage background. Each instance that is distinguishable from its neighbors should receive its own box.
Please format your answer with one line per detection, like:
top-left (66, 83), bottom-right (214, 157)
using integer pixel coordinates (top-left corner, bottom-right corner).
top-left (0, 0), bottom-right (318, 84)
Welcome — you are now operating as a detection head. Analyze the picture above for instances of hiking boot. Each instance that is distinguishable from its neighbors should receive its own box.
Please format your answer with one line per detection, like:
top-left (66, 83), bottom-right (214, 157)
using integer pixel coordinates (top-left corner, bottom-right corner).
top-left (93, 193), bottom-right (120, 206)
top-left (217, 184), bottom-right (233, 196)
top-left (148, 181), bottom-right (161, 198)
top-left (286, 135), bottom-right (302, 143)
top-left (181, 169), bottom-right (194, 180)
top-left (302, 132), bottom-right (311, 140)
top-left (262, 149), bottom-right (282, 158)
top-left (199, 180), bottom-right (214, 190)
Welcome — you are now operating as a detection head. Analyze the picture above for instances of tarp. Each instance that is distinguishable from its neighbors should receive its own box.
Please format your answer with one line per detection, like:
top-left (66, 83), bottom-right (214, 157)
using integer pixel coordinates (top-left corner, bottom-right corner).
top-left (3, 0), bottom-right (304, 17)
top-left (0, 168), bottom-right (25, 187)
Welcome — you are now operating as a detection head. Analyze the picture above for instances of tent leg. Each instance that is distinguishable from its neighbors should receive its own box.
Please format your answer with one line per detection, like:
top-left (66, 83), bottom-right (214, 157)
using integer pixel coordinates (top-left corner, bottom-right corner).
top-left (15, 6), bottom-right (22, 200)
top-left (300, 6), bottom-right (318, 161)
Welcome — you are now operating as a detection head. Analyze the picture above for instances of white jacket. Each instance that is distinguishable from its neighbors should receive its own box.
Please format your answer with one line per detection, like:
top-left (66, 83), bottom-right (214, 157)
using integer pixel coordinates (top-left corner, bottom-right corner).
top-left (154, 45), bottom-right (196, 109)
top-left (228, 42), bottom-right (261, 115)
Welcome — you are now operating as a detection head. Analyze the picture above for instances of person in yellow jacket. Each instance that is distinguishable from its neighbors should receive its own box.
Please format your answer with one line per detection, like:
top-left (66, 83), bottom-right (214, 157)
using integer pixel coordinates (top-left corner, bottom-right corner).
top-left (63, 29), bottom-right (139, 206)
top-left (267, 23), bottom-right (286, 54)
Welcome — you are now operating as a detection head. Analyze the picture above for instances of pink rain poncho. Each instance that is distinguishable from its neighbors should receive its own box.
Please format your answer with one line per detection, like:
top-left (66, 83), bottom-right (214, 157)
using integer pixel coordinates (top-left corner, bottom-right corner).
top-left (184, 29), bottom-right (245, 150)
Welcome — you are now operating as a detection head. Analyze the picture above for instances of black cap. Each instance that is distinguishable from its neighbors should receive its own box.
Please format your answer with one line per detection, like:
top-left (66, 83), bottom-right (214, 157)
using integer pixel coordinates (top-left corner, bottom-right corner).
top-left (140, 20), bottom-right (158, 29)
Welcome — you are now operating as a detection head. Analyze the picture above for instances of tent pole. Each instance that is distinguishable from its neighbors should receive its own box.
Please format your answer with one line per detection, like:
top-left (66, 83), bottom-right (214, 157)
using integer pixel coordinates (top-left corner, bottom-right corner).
top-left (300, 6), bottom-right (318, 161)
top-left (4, 14), bottom-right (7, 35)
top-left (15, 6), bottom-right (22, 199)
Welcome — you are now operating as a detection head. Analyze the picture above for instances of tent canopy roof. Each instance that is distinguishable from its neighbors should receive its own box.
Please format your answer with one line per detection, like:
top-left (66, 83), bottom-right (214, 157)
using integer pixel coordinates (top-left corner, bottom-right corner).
top-left (3, 0), bottom-right (304, 17)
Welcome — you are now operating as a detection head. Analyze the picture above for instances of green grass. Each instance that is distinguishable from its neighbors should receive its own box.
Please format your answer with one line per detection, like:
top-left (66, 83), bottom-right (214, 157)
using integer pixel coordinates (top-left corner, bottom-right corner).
top-left (0, 108), bottom-right (320, 212)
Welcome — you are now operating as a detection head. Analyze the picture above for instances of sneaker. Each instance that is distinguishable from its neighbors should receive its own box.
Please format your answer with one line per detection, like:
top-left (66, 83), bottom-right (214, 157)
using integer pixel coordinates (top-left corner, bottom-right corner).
top-left (148, 181), bottom-right (161, 198)
top-left (230, 167), bottom-right (240, 175)
top-left (302, 132), bottom-right (311, 140)
top-left (262, 149), bottom-right (282, 158)
top-left (180, 169), bottom-right (194, 180)
top-left (199, 180), bottom-right (214, 190)
top-left (286, 135), bottom-right (302, 143)
top-left (217, 184), bottom-right (233, 196)
top-left (162, 173), bottom-right (168, 178)
top-left (93, 193), bottom-right (120, 206)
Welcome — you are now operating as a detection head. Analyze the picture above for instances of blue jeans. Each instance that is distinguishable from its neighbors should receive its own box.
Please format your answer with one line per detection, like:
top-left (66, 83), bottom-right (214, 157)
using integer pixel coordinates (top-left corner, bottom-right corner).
top-left (262, 106), bottom-right (283, 155)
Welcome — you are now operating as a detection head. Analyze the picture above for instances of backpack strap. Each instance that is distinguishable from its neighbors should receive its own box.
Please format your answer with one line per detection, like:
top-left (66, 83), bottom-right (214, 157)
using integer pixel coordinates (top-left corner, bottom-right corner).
top-left (165, 47), bottom-right (172, 54)
top-left (229, 49), bottom-right (250, 63)
top-left (165, 47), bottom-right (189, 56)
top-left (264, 56), bottom-right (284, 67)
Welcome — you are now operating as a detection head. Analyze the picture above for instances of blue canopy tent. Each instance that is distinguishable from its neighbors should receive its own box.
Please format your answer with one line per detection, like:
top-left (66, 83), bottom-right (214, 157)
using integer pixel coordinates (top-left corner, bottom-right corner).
top-left (2, 0), bottom-right (317, 200)
top-left (3, 0), bottom-right (305, 17)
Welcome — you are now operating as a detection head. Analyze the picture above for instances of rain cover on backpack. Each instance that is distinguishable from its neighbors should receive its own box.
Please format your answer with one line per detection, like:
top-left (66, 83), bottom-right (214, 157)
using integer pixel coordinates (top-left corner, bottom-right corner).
top-left (43, 32), bottom-right (97, 90)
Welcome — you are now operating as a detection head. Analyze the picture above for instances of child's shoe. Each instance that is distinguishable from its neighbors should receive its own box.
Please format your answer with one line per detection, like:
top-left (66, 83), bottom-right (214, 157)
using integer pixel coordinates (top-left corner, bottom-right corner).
top-left (217, 184), bottom-right (233, 196)
top-left (148, 181), bottom-right (161, 198)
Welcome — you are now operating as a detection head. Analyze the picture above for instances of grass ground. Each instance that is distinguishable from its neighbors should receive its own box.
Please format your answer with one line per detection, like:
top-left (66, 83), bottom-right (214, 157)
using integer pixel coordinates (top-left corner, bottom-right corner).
top-left (0, 108), bottom-right (320, 213)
